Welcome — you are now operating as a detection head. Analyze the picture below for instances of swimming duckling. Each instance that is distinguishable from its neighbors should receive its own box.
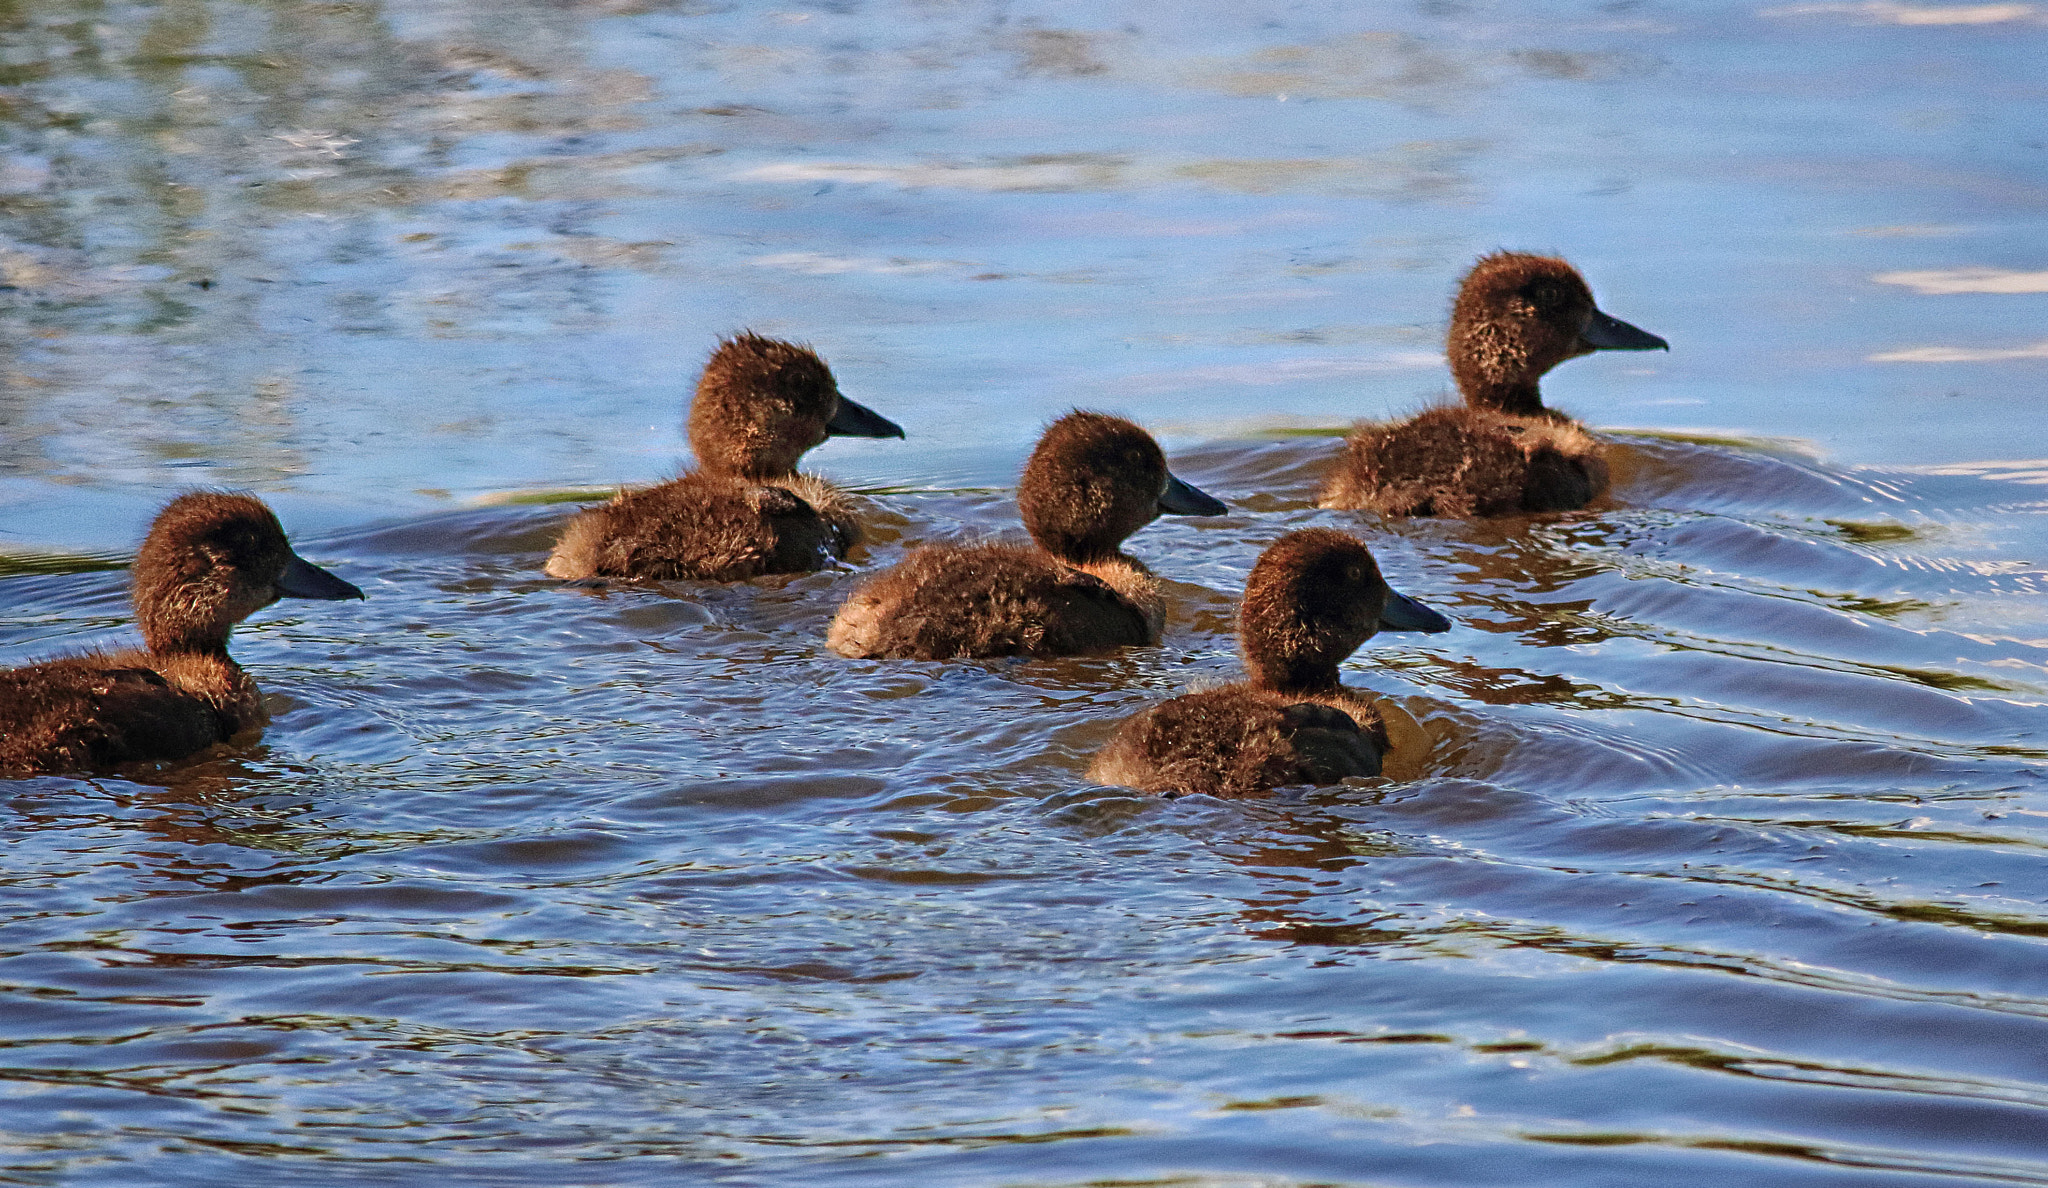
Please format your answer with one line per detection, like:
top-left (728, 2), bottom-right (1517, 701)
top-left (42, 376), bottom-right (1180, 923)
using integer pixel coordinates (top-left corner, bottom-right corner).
top-left (827, 411), bottom-right (1227, 660)
top-left (1089, 528), bottom-right (1450, 798)
top-left (1319, 252), bottom-right (1668, 517)
top-left (545, 333), bottom-right (904, 581)
top-left (0, 493), bottom-right (364, 777)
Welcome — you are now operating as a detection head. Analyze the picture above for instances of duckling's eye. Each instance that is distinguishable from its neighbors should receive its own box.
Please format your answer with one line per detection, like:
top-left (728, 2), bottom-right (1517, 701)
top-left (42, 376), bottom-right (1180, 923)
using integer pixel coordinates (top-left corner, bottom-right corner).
top-left (1124, 448), bottom-right (1148, 471)
top-left (1522, 280), bottom-right (1570, 311)
top-left (1344, 563), bottom-right (1365, 585)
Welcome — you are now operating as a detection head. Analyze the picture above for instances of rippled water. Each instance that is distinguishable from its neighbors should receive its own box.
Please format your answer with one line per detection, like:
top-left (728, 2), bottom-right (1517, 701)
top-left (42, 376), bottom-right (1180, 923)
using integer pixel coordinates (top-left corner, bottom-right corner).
top-left (6, 0), bottom-right (2048, 1184)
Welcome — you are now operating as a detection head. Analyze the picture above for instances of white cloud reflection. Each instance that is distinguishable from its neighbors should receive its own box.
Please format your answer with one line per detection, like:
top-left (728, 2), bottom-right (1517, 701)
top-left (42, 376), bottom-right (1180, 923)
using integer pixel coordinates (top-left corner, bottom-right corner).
top-left (1121, 354), bottom-right (1444, 392)
top-left (1870, 340), bottom-right (2048, 362)
top-left (1873, 268), bottom-right (2048, 293)
top-left (1764, 2), bottom-right (2039, 23)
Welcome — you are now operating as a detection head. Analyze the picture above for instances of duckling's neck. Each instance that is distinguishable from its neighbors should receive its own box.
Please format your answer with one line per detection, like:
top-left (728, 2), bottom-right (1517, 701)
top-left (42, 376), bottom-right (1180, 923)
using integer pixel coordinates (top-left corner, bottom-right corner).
top-left (1051, 543), bottom-right (1130, 568)
top-left (1245, 653), bottom-right (1344, 697)
top-left (706, 461), bottom-right (799, 483)
top-left (149, 640), bottom-right (234, 662)
top-left (141, 621), bottom-right (234, 660)
top-left (1459, 378), bottom-right (1547, 418)
top-left (1028, 513), bottom-right (1136, 568)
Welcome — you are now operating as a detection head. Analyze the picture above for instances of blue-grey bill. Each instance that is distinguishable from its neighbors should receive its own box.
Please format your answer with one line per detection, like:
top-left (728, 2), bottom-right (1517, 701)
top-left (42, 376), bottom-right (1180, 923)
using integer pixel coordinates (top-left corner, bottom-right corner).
top-left (1379, 590), bottom-right (1451, 633)
top-left (1159, 471), bottom-right (1228, 516)
top-left (1581, 307), bottom-right (1669, 352)
top-left (278, 553), bottom-right (366, 601)
top-left (825, 396), bottom-right (906, 439)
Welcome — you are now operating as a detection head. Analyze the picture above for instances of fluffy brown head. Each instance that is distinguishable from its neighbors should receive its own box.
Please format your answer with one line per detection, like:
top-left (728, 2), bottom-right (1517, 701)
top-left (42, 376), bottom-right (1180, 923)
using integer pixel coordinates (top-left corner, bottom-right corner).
top-left (1446, 252), bottom-right (1664, 416)
top-left (132, 494), bottom-right (298, 656)
top-left (1018, 411), bottom-right (1223, 564)
top-left (1238, 529), bottom-right (1396, 694)
top-left (131, 492), bottom-right (362, 656)
top-left (687, 333), bottom-right (847, 480)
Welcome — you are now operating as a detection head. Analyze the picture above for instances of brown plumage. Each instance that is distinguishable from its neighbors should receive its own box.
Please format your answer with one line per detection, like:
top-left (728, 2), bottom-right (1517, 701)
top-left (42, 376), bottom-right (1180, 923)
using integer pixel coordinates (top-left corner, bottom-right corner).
top-left (0, 493), bottom-right (364, 777)
top-left (1088, 528), bottom-right (1451, 798)
top-left (545, 333), bottom-right (904, 581)
top-left (827, 411), bottom-right (1228, 660)
top-left (1319, 252), bottom-right (1667, 518)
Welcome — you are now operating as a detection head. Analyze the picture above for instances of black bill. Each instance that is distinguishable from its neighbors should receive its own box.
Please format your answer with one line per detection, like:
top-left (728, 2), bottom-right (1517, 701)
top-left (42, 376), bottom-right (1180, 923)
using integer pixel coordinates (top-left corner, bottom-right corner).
top-left (1159, 471), bottom-right (1228, 516)
top-left (825, 396), bottom-right (906, 439)
top-left (1581, 307), bottom-right (1669, 352)
top-left (1378, 589), bottom-right (1451, 633)
top-left (278, 553), bottom-right (366, 601)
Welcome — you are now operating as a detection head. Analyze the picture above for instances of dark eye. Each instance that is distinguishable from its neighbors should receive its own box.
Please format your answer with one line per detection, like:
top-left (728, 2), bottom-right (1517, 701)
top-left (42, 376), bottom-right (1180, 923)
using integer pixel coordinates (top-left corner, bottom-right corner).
top-left (1344, 564), bottom-right (1364, 585)
top-left (1523, 281), bottom-right (1569, 311)
top-left (1124, 448), bottom-right (1147, 470)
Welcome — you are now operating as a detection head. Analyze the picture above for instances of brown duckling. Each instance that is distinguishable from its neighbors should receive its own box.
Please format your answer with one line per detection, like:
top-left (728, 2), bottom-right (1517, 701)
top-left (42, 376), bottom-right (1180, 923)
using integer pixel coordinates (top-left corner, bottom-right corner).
top-left (1319, 252), bottom-right (1668, 517)
top-left (0, 493), bottom-right (364, 777)
top-left (827, 410), bottom-right (1227, 660)
top-left (545, 333), bottom-right (904, 581)
top-left (1089, 528), bottom-right (1450, 798)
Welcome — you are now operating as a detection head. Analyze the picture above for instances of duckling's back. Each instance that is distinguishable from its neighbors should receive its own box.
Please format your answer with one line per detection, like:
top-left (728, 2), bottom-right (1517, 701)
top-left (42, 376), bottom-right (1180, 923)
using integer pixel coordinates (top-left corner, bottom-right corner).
top-left (0, 654), bottom-right (228, 776)
top-left (546, 472), bottom-right (858, 581)
top-left (827, 543), bottom-right (1153, 660)
top-left (1318, 406), bottom-right (1608, 517)
top-left (1088, 687), bottom-right (1387, 798)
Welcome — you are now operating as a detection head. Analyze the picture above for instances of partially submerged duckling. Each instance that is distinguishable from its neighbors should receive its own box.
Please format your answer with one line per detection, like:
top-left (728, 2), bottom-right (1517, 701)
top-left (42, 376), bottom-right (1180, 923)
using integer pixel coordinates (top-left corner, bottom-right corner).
top-left (827, 411), bottom-right (1227, 660)
top-left (545, 333), bottom-right (904, 581)
top-left (1320, 252), bottom-right (1668, 517)
top-left (0, 493), bottom-right (364, 777)
top-left (1089, 528), bottom-right (1450, 798)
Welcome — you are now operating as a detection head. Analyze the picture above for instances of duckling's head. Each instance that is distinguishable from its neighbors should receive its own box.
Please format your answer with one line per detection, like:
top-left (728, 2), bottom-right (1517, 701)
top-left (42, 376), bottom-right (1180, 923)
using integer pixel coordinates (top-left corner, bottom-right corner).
top-left (1238, 528), bottom-right (1449, 694)
top-left (132, 493), bottom-right (364, 656)
top-left (1447, 252), bottom-right (1667, 416)
top-left (1018, 411), bottom-right (1227, 564)
top-left (687, 333), bottom-right (904, 480)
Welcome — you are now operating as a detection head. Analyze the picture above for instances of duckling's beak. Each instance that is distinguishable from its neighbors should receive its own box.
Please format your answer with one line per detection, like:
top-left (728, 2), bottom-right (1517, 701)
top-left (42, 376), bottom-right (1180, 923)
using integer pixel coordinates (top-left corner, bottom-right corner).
top-left (1378, 589), bottom-right (1451, 633)
top-left (277, 553), bottom-right (366, 601)
top-left (1580, 308), bottom-right (1669, 352)
top-left (825, 396), bottom-right (906, 439)
top-left (1159, 471), bottom-right (1228, 516)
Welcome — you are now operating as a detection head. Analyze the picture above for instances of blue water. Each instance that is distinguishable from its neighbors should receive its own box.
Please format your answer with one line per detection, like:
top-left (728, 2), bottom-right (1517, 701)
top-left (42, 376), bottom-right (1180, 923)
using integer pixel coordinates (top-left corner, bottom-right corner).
top-left (5, 1), bottom-right (2048, 1184)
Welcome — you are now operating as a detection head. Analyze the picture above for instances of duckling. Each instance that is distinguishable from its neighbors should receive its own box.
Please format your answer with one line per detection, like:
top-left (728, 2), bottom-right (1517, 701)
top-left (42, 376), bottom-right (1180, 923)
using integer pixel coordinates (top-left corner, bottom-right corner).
top-left (827, 411), bottom-right (1227, 659)
top-left (1088, 528), bottom-right (1450, 798)
top-left (545, 333), bottom-right (904, 581)
top-left (0, 493), bottom-right (364, 777)
top-left (1319, 252), bottom-right (1668, 517)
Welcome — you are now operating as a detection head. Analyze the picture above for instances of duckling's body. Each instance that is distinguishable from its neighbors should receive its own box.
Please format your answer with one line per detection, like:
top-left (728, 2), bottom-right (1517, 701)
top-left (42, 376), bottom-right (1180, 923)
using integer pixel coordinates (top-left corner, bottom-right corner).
top-left (0, 493), bottom-right (363, 777)
top-left (828, 411), bottom-right (1226, 660)
top-left (545, 334), bottom-right (903, 582)
top-left (1319, 252), bottom-right (1666, 518)
top-left (1321, 405), bottom-right (1608, 518)
top-left (1089, 685), bottom-right (1390, 795)
top-left (547, 471), bottom-right (861, 583)
top-left (1089, 529), bottom-right (1450, 798)
top-left (827, 543), bottom-right (1158, 659)
top-left (0, 652), bottom-right (259, 775)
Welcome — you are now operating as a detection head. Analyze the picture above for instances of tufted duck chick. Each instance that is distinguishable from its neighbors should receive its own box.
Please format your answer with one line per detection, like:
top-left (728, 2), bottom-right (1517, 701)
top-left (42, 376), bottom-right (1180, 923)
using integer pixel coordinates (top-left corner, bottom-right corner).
top-left (545, 333), bottom-right (904, 581)
top-left (1088, 528), bottom-right (1450, 797)
top-left (827, 411), bottom-right (1226, 660)
top-left (0, 493), bottom-right (363, 776)
top-left (1319, 252), bottom-right (1667, 517)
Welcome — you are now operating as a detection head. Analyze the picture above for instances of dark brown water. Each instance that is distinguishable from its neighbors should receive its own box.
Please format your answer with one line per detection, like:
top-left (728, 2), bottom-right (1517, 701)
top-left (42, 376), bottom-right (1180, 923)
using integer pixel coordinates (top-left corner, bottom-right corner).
top-left (7, 0), bottom-right (2048, 1182)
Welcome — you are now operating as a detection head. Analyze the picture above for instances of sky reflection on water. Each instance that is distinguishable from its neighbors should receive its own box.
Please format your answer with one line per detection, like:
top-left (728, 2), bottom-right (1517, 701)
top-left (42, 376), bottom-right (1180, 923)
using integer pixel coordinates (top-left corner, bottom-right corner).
top-left (1, 0), bottom-right (2045, 542)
